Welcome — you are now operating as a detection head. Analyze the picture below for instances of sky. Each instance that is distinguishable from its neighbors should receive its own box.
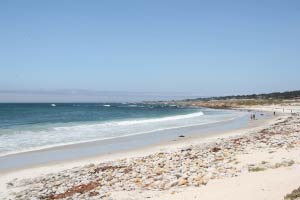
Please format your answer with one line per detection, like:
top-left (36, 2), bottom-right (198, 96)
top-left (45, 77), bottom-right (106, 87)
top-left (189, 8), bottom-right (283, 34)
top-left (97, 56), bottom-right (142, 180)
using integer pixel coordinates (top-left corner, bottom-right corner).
top-left (0, 0), bottom-right (300, 102)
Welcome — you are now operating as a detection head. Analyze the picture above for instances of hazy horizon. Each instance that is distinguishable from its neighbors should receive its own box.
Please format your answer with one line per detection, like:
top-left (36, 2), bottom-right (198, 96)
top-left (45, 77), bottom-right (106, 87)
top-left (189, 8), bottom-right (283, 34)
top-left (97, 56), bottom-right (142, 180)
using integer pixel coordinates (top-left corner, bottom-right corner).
top-left (0, 89), bottom-right (203, 103)
top-left (0, 88), bottom-right (298, 103)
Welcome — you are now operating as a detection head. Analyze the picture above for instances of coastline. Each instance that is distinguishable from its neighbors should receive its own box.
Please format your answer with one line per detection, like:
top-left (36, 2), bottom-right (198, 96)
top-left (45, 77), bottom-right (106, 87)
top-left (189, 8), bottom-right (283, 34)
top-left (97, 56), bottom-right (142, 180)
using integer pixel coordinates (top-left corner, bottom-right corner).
top-left (1, 105), bottom-right (299, 200)
top-left (0, 108), bottom-right (252, 172)
top-left (0, 108), bottom-right (269, 173)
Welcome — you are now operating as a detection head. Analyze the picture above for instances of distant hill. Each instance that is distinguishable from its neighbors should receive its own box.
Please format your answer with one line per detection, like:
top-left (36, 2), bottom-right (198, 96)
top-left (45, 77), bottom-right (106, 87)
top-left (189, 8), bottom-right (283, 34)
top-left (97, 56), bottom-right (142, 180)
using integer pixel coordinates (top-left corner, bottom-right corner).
top-left (188, 90), bottom-right (300, 101)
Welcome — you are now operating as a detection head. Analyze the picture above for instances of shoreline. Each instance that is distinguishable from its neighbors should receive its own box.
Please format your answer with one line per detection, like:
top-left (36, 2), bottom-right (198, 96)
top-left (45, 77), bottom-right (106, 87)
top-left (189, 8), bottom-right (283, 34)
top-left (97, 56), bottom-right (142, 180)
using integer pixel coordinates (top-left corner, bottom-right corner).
top-left (0, 108), bottom-right (277, 194)
top-left (0, 108), bottom-right (233, 157)
top-left (0, 109), bottom-right (254, 172)
top-left (0, 110), bottom-right (238, 158)
top-left (1, 105), bottom-right (298, 200)
top-left (0, 109), bottom-right (270, 173)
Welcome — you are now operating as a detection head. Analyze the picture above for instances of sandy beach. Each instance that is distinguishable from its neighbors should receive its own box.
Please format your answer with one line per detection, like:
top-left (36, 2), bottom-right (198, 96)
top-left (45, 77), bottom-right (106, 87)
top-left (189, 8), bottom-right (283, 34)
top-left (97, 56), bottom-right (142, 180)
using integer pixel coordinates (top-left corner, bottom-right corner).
top-left (1, 105), bottom-right (300, 200)
top-left (2, 1), bottom-right (300, 199)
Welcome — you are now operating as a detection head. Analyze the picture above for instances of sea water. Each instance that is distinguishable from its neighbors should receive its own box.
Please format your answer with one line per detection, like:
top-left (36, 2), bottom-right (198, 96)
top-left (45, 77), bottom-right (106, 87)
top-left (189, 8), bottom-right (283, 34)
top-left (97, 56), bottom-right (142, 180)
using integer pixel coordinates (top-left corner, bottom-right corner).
top-left (0, 103), bottom-right (243, 157)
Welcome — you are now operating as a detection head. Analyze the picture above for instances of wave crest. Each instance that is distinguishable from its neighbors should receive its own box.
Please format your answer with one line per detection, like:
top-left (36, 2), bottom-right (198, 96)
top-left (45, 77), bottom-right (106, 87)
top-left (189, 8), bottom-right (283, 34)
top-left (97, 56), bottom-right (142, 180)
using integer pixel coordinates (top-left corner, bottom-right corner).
top-left (54, 111), bottom-right (204, 131)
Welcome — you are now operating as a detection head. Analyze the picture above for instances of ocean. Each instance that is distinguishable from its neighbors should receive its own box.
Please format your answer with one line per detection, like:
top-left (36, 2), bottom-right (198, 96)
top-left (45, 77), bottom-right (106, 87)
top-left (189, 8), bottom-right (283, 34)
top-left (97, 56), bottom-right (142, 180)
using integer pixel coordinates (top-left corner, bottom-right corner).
top-left (0, 103), bottom-right (242, 157)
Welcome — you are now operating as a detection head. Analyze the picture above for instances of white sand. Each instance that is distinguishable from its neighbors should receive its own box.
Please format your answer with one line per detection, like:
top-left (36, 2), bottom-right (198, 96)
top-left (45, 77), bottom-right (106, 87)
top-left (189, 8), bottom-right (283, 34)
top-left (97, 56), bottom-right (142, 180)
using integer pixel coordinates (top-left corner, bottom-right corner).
top-left (111, 165), bottom-right (300, 200)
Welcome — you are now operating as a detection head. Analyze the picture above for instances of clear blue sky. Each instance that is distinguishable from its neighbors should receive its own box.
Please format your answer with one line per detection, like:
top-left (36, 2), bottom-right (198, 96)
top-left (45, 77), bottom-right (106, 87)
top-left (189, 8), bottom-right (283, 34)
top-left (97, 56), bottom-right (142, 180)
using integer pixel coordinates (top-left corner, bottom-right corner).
top-left (0, 0), bottom-right (300, 100)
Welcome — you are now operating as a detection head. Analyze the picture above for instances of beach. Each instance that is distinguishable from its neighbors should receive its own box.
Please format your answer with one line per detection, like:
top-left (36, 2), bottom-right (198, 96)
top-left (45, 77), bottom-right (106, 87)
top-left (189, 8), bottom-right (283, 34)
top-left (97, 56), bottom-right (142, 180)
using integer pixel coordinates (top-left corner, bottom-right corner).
top-left (1, 105), bottom-right (300, 200)
top-left (2, 0), bottom-right (300, 199)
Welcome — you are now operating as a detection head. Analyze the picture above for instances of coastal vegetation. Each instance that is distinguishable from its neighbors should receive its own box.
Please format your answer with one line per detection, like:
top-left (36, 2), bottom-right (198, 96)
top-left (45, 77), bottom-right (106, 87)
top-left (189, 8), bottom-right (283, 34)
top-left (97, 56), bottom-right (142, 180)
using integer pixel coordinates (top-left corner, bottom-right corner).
top-left (166, 90), bottom-right (300, 109)
top-left (191, 90), bottom-right (300, 101)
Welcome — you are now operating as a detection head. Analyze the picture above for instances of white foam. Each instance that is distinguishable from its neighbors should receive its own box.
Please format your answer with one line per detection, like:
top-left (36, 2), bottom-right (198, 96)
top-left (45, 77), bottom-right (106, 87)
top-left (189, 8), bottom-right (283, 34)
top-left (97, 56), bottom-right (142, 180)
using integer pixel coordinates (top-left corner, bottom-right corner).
top-left (116, 112), bottom-right (204, 125)
top-left (0, 110), bottom-right (244, 157)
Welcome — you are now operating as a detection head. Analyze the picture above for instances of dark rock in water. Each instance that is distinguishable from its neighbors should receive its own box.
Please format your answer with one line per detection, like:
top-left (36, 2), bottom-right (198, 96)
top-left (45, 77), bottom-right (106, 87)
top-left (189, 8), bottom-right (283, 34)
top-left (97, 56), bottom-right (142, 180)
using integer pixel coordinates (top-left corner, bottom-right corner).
top-left (260, 113), bottom-right (264, 116)
top-left (179, 135), bottom-right (185, 138)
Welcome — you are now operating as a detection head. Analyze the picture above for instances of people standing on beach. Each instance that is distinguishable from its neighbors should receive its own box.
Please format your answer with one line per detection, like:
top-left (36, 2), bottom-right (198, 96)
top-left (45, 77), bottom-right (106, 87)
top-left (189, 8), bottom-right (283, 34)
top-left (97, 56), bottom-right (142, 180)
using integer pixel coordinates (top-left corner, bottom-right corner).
top-left (274, 111), bottom-right (276, 116)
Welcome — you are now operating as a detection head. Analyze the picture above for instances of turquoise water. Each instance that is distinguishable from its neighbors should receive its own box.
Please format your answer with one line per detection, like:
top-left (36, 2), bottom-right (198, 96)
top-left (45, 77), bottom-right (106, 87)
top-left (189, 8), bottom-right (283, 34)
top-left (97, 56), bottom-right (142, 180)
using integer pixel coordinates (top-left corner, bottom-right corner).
top-left (0, 103), bottom-right (242, 156)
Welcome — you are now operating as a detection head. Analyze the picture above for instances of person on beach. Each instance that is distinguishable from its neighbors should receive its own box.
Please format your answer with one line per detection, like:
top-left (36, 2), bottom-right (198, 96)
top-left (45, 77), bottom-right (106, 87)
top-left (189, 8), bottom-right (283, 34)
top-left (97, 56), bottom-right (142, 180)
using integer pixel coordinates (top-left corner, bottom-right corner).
top-left (274, 111), bottom-right (276, 116)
